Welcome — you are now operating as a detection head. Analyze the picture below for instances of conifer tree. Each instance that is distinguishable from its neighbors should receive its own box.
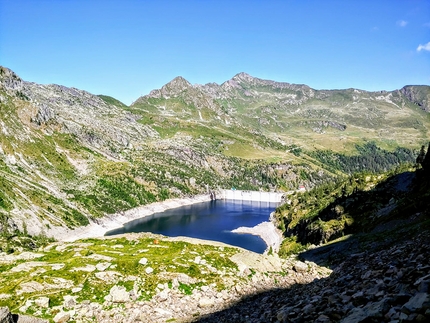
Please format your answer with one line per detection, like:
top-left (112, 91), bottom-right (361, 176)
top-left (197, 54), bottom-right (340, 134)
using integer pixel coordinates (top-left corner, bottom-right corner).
top-left (416, 145), bottom-right (426, 169)
top-left (422, 142), bottom-right (430, 172)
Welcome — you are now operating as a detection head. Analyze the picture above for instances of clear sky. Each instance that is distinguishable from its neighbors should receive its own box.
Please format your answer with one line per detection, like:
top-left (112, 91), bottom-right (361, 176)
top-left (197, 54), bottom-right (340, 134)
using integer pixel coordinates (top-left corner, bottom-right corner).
top-left (1, 0), bottom-right (429, 105)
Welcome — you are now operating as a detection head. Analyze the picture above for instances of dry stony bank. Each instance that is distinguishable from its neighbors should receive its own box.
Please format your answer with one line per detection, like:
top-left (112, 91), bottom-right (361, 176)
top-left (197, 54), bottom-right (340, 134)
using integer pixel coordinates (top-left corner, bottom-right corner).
top-left (55, 194), bottom-right (283, 254)
top-left (52, 195), bottom-right (213, 242)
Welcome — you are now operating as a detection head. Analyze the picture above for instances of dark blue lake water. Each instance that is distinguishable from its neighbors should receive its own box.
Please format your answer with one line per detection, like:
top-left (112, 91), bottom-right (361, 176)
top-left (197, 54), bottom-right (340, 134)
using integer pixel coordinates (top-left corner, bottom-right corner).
top-left (105, 199), bottom-right (278, 253)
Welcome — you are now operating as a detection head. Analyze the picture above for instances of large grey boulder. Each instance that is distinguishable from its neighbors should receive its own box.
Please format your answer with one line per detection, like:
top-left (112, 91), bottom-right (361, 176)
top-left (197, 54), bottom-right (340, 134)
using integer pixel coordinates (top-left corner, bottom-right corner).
top-left (0, 307), bottom-right (13, 323)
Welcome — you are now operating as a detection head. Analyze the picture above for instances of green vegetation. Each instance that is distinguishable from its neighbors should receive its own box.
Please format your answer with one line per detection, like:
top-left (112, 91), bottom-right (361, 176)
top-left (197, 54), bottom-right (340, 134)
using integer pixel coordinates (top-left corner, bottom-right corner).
top-left (310, 142), bottom-right (416, 174)
top-left (97, 95), bottom-right (128, 109)
top-left (274, 144), bottom-right (429, 257)
top-left (0, 235), bottom-right (241, 319)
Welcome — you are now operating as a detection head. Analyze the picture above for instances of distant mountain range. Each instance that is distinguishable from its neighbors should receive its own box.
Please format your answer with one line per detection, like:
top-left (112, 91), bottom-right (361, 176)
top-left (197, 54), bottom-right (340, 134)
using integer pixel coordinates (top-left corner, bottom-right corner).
top-left (0, 66), bottom-right (429, 238)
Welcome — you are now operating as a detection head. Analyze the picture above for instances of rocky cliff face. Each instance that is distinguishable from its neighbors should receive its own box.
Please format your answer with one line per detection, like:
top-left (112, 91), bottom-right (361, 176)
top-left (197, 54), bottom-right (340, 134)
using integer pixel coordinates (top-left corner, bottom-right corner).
top-left (0, 67), bottom-right (159, 153)
top-left (400, 85), bottom-right (430, 112)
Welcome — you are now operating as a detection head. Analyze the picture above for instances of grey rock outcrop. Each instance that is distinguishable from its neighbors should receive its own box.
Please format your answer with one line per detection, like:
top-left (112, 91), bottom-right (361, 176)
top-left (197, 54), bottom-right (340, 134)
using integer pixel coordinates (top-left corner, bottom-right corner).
top-left (0, 307), bottom-right (13, 323)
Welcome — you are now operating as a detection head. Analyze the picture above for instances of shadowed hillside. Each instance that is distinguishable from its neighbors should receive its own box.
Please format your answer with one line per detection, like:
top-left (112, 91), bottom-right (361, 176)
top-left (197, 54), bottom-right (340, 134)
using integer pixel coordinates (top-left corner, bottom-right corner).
top-left (194, 146), bottom-right (430, 322)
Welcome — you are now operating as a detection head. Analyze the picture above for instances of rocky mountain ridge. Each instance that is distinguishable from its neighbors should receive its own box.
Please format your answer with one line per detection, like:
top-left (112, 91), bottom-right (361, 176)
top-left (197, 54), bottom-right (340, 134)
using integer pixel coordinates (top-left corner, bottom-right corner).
top-left (132, 71), bottom-right (430, 153)
top-left (1, 65), bottom-right (429, 239)
top-left (1, 66), bottom-right (430, 322)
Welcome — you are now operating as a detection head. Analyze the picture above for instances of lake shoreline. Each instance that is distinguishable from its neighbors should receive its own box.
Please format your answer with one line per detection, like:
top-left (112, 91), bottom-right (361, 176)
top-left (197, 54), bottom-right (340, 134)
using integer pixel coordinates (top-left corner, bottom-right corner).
top-left (231, 216), bottom-right (283, 254)
top-left (54, 194), bottom-right (282, 255)
top-left (55, 194), bottom-right (212, 242)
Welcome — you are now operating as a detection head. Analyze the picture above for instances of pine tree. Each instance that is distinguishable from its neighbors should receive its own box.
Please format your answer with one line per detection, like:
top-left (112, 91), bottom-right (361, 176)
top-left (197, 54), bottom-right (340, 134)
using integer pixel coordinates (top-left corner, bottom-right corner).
top-left (416, 145), bottom-right (426, 169)
top-left (422, 142), bottom-right (430, 171)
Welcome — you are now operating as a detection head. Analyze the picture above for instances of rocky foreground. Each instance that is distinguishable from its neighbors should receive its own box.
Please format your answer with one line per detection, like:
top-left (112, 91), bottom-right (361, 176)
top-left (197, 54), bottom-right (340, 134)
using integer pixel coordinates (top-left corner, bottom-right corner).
top-left (0, 233), bottom-right (331, 323)
top-left (196, 230), bottom-right (430, 323)
top-left (1, 229), bottom-right (429, 322)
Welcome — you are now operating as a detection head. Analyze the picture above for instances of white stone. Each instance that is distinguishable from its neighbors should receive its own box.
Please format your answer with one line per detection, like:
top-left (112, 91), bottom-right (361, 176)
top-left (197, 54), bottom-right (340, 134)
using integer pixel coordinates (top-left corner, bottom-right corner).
top-left (71, 264), bottom-right (96, 272)
top-left (138, 257), bottom-right (148, 265)
top-left (158, 289), bottom-right (169, 301)
top-left (51, 263), bottom-right (65, 270)
top-left (198, 297), bottom-right (215, 308)
top-left (95, 262), bottom-right (111, 271)
top-left (94, 271), bottom-right (123, 283)
top-left (63, 295), bottom-right (77, 309)
top-left (145, 267), bottom-right (154, 274)
top-left (53, 311), bottom-right (70, 323)
top-left (154, 308), bottom-right (173, 316)
top-left (35, 296), bottom-right (50, 308)
top-left (110, 285), bottom-right (130, 303)
top-left (18, 281), bottom-right (45, 294)
top-left (293, 261), bottom-right (308, 273)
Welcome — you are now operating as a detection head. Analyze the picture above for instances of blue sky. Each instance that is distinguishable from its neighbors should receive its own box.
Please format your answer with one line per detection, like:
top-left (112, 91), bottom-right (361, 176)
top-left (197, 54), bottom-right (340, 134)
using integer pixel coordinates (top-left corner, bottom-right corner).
top-left (1, 0), bottom-right (429, 105)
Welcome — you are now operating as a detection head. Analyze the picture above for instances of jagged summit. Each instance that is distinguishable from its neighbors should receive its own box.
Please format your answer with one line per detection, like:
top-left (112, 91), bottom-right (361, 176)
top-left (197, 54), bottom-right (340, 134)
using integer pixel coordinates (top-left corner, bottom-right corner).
top-left (0, 66), bottom-right (24, 94)
top-left (230, 72), bottom-right (255, 82)
top-left (143, 76), bottom-right (193, 100)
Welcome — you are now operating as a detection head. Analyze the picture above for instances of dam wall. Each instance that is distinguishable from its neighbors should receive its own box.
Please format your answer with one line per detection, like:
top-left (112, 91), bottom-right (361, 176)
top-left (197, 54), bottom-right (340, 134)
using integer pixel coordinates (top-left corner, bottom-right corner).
top-left (217, 189), bottom-right (284, 203)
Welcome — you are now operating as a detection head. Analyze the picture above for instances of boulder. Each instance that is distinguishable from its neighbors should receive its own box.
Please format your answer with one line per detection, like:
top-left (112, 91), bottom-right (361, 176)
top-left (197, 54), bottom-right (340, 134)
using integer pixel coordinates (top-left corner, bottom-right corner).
top-left (63, 295), bottom-right (77, 309)
top-left (0, 307), bottom-right (13, 323)
top-left (293, 261), bottom-right (308, 273)
top-left (402, 293), bottom-right (430, 314)
top-left (34, 297), bottom-right (50, 308)
top-left (52, 311), bottom-right (70, 323)
top-left (110, 285), bottom-right (130, 303)
top-left (16, 315), bottom-right (49, 323)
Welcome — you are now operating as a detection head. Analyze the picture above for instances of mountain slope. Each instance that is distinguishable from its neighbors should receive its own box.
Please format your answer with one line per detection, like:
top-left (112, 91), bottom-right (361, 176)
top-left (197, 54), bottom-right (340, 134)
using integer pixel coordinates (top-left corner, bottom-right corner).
top-left (132, 72), bottom-right (430, 154)
top-left (0, 66), bottom-right (428, 239)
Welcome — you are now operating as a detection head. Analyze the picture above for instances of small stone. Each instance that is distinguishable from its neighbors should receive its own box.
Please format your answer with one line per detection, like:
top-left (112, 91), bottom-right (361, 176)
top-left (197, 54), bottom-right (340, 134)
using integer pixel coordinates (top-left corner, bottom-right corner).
top-left (110, 285), bottom-right (130, 303)
top-left (402, 293), bottom-right (430, 314)
top-left (293, 261), bottom-right (308, 273)
top-left (198, 297), bottom-right (215, 308)
top-left (95, 262), bottom-right (111, 271)
top-left (53, 311), bottom-right (70, 323)
top-left (63, 295), bottom-right (77, 309)
top-left (138, 257), bottom-right (148, 265)
top-left (145, 267), bottom-right (154, 274)
top-left (35, 297), bottom-right (50, 308)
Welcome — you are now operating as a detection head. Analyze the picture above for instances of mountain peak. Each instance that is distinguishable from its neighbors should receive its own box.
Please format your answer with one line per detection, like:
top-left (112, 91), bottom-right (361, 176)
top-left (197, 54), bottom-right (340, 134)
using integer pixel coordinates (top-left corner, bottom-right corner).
top-left (160, 76), bottom-right (192, 95)
top-left (231, 72), bottom-right (255, 82)
top-left (142, 76), bottom-right (193, 100)
top-left (170, 76), bottom-right (191, 84)
top-left (0, 66), bottom-right (24, 92)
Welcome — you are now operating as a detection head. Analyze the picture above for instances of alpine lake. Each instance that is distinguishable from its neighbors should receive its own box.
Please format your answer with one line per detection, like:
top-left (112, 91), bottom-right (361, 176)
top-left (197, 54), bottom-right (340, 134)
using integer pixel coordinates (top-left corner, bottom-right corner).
top-left (106, 200), bottom-right (279, 253)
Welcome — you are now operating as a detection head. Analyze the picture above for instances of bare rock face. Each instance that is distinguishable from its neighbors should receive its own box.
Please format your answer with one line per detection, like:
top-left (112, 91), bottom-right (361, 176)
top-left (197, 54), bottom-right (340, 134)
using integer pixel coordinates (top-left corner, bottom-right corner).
top-left (0, 66), bottom-right (159, 156)
top-left (400, 85), bottom-right (430, 112)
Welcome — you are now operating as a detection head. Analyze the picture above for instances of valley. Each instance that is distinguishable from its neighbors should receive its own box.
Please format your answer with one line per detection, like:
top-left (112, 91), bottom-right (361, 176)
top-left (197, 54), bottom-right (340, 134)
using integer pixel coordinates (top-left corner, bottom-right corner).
top-left (0, 65), bottom-right (429, 322)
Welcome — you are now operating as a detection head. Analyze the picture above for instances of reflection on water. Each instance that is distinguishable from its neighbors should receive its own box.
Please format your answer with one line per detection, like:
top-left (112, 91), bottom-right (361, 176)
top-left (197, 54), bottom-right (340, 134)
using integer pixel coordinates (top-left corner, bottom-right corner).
top-left (105, 199), bottom-right (278, 253)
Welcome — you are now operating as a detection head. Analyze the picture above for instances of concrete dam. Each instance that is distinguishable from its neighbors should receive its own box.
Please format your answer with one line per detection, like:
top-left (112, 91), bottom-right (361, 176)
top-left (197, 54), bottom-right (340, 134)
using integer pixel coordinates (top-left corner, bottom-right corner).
top-left (216, 189), bottom-right (284, 203)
